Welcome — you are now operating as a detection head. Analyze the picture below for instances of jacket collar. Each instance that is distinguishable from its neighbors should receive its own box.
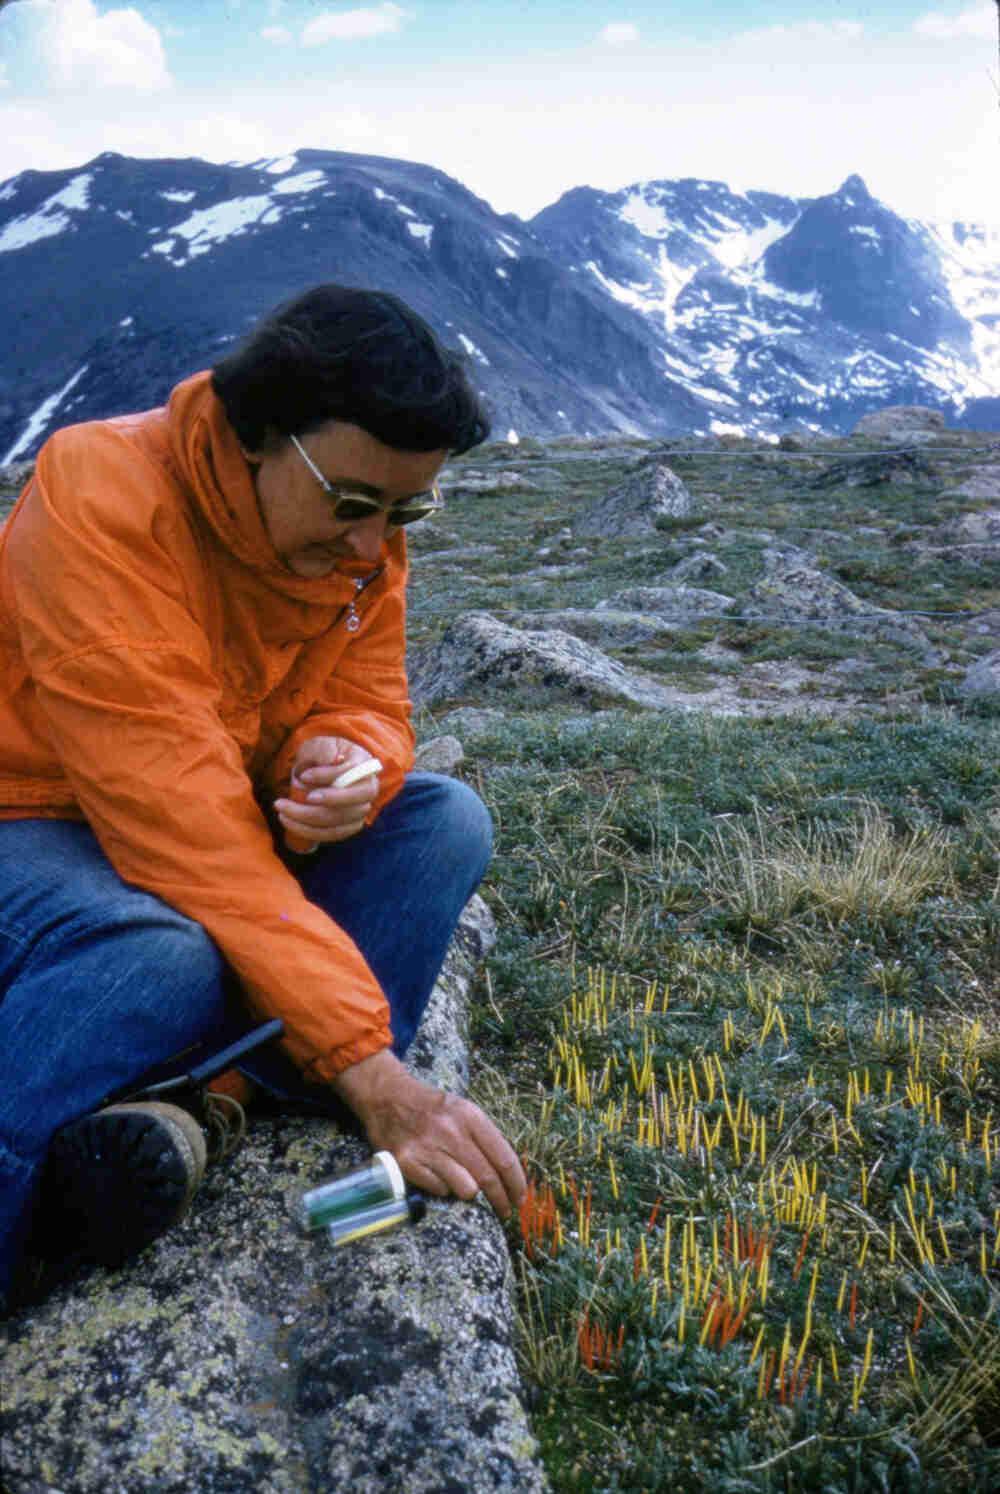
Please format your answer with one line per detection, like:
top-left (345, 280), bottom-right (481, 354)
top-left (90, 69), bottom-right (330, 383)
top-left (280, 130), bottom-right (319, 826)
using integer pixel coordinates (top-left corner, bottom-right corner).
top-left (165, 370), bottom-right (396, 604)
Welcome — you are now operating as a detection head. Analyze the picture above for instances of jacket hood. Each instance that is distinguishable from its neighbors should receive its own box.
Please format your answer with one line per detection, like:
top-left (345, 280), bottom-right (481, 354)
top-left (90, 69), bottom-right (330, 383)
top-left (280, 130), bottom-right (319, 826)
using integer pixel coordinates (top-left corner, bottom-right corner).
top-left (165, 370), bottom-right (396, 604)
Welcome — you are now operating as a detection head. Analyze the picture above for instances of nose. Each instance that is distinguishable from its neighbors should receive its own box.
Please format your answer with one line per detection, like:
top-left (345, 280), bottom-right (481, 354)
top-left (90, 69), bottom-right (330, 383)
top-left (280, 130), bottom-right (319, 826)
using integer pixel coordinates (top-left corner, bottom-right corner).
top-left (341, 511), bottom-right (389, 563)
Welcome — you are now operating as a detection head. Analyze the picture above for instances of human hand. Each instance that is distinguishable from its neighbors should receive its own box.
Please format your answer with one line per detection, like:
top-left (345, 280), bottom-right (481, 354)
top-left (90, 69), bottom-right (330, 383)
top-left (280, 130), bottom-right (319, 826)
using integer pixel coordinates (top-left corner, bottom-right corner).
top-left (332, 1048), bottom-right (527, 1220)
top-left (275, 736), bottom-right (381, 852)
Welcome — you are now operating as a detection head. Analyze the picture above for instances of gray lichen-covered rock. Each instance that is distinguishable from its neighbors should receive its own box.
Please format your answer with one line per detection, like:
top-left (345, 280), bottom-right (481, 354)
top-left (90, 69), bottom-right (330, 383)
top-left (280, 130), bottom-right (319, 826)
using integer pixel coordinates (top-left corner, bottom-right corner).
top-left (505, 608), bottom-right (680, 647)
top-left (408, 612), bottom-right (680, 711)
top-left (959, 649), bottom-right (1000, 698)
top-left (942, 467), bottom-right (1000, 501)
top-left (597, 585), bottom-right (732, 620)
top-left (0, 460), bottom-right (34, 496)
top-left (810, 450), bottom-right (939, 489)
top-left (413, 734), bottom-right (465, 775)
top-left (1, 898), bottom-right (549, 1494)
top-left (668, 552), bottom-right (729, 583)
top-left (743, 560), bottom-right (936, 656)
top-left (852, 406), bottom-right (948, 441)
top-left (575, 462), bottom-right (694, 536)
top-left (936, 507), bottom-right (1000, 545)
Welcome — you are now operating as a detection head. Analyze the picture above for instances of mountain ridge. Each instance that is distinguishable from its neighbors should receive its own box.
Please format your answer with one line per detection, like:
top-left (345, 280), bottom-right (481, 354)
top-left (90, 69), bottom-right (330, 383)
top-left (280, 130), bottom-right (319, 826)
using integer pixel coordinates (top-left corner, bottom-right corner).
top-left (2, 147), bottom-right (998, 461)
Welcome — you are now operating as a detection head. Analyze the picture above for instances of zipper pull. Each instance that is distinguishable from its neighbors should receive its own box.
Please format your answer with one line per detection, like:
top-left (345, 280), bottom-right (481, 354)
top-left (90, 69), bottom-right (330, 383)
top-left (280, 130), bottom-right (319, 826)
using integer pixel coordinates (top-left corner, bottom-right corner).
top-left (346, 577), bottom-right (364, 633)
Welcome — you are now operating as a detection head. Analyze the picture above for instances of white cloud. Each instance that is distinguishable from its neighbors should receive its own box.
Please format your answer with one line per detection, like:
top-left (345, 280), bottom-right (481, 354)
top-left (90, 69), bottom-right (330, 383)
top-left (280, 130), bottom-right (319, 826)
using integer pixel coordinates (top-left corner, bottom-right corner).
top-left (913, 6), bottom-right (995, 41)
top-left (38, 0), bottom-right (171, 92)
top-left (599, 23), bottom-right (639, 47)
top-left (260, 25), bottom-right (293, 46)
top-left (735, 19), bottom-right (865, 48)
top-left (302, 5), bottom-right (405, 47)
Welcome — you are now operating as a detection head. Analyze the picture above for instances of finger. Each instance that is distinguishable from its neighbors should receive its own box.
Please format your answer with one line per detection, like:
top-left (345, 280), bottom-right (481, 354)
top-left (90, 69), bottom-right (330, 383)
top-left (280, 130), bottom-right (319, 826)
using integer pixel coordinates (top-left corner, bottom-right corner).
top-left (297, 762), bottom-right (350, 786)
top-left (275, 805), bottom-right (368, 841)
top-left (465, 1111), bottom-right (528, 1207)
top-left (303, 782), bottom-right (378, 808)
top-left (393, 1157), bottom-right (454, 1199)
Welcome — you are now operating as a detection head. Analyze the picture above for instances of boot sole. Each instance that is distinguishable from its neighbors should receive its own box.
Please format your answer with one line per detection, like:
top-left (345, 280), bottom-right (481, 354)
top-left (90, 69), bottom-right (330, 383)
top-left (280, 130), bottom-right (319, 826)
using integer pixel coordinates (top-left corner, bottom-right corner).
top-left (39, 1102), bottom-right (207, 1268)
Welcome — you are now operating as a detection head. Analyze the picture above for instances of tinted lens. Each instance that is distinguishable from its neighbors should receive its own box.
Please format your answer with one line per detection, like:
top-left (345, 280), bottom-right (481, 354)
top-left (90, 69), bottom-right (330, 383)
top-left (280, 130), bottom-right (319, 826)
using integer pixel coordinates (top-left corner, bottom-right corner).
top-left (386, 500), bottom-right (439, 527)
top-left (328, 492), bottom-right (441, 524)
top-left (331, 496), bottom-right (383, 521)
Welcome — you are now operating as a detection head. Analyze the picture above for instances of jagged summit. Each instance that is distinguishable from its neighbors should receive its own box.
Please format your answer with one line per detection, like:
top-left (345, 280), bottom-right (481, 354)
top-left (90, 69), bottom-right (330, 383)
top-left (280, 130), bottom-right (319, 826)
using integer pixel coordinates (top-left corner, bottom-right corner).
top-left (0, 150), bottom-right (997, 460)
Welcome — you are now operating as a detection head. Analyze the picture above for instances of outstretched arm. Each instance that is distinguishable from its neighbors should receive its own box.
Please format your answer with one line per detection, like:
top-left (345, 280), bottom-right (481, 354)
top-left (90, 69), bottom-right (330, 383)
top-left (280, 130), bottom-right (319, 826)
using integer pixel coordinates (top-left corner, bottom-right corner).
top-left (332, 1047), bottom-right (527, 1219)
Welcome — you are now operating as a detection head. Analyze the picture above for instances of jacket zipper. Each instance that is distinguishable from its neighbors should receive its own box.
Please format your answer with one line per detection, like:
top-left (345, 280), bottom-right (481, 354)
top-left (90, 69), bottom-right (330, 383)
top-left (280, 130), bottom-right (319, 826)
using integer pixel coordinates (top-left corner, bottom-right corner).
top-left (344, 566), bottom-right (384, 633)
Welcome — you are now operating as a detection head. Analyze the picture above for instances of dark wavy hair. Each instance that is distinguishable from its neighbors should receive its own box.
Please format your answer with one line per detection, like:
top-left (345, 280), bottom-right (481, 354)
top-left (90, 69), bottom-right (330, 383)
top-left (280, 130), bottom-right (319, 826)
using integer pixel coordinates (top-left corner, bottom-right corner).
top-left (211, 284), bottom-right (490, 454)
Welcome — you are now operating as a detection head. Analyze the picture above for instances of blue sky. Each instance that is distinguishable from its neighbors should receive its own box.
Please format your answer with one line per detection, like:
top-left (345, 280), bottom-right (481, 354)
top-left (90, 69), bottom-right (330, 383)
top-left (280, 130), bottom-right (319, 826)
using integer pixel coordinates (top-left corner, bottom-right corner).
top-left (0, 2), bottom-right (996, 222)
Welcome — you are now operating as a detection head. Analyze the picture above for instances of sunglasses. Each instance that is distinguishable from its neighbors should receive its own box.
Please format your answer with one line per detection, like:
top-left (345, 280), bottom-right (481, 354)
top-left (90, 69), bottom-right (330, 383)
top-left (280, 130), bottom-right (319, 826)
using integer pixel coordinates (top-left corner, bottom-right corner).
top-left (289, 434), bottom-right (442, 526)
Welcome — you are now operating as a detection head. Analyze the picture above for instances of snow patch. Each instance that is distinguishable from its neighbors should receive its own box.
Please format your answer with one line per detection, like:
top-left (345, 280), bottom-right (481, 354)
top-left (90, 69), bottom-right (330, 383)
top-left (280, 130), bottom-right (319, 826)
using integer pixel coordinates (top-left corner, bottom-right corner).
top-left (457, 334), bottom-right (490, 366)
top-left (406, 221), bottom-right (433, 245)
top-left (496, 267), bottom-right (508, 280)
top-left (272, 171), bottom-right (326, 196)
top-left (0, 182), bottom-right (18, 203)
top-left (0, 173), bottom-right (93, 255)
top-left (373, 187), bottom-right (415, 216)
top-left (2, 366), bottom-right (89, 464)
top-left (712, 217), bottom-right (790, 269)
top-left (160, 189), bottom-right (195, 204)
top-left (619, 190), bottom-right (672, 239)
top-left (506, 429), bottom-right (520, 445)
top-left (153, 196), bottom-right (278, 261)
top-left (495, 235), bottom-right (520, 259)
top-left (118, 316), bottom-right (134, 328)
top-left (264, 156), bottom-right (298, 175)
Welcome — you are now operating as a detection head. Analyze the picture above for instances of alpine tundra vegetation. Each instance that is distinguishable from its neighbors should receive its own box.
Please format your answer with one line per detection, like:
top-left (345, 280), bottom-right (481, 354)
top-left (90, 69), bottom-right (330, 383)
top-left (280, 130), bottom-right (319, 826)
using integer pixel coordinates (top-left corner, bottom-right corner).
top-left (2, 411), bottom-right (997, 1489)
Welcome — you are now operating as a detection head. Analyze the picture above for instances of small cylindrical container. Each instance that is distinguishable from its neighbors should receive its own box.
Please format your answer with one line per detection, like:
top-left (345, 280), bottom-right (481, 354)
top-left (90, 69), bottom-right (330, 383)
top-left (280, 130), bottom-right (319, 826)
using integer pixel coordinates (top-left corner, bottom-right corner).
top-left (328, 1192), bottom-right (427, 1248)
top-left (298, 1150), bottom-right (405, 1232)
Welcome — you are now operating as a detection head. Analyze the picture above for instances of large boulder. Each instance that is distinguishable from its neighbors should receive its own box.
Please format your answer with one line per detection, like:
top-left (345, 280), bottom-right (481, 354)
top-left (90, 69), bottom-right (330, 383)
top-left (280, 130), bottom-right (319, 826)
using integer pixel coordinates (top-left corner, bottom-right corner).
top-left (408, 612), bottom-right (680, 710)
top-left (1, 899), bottom-right (549, 1494)
top-left (852, 406), bottom-right (948, 442)
top-left (743, 560), bottom-right (936, 657)
top-left (574, 462), bottom-right (694, 537)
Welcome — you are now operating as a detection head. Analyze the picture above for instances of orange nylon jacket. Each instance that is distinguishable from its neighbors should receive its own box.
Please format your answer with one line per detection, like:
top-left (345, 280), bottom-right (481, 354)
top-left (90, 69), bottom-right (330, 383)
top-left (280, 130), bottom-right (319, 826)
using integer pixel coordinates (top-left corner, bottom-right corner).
top-left (0, 371), bottom-right (417, 1080)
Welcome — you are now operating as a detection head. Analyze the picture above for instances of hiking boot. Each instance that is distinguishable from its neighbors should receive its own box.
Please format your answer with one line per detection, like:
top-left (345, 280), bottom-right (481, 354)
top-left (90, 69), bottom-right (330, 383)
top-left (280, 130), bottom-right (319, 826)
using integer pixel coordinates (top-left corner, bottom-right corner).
top-left (35, 1101), bottom-right (208, 1269)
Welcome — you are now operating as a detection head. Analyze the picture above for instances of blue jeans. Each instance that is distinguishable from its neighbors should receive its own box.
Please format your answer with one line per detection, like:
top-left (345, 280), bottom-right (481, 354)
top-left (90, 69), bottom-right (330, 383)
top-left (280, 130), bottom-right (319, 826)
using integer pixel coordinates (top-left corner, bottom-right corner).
top-left (0, 773), bottom-right (492, 1300)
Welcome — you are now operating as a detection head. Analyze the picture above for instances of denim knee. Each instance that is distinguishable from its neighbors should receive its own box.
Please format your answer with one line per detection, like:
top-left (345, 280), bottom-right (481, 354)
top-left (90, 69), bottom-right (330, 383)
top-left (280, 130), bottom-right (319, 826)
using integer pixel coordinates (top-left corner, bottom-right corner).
top-left (415, 773), bottom-right (493, 881)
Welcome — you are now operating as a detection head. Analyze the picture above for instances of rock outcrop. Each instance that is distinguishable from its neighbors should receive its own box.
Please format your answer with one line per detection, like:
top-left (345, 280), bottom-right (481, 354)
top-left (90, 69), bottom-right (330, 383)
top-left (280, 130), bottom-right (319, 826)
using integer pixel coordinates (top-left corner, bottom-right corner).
top-left (505, 608), bottom-right (679, 647)
top-left (852, 406), bottom-right (948, 442)
top-left (959, 650), bottom-right (1000, 698)
top-left (810, 450), bottom-right (938, 488)
top-left (408, 612), bottom-right (680, 710)
top-left (942, 466), bottom-right (1000, 501)
top-left (574, 462), bottom-right (695, 536)
top-left (597, 585), bottom-right (732, 619)
top-left (1, 897), bottom-right (548, 1494)
top-left (743, 559), bottom-right (936, 657)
